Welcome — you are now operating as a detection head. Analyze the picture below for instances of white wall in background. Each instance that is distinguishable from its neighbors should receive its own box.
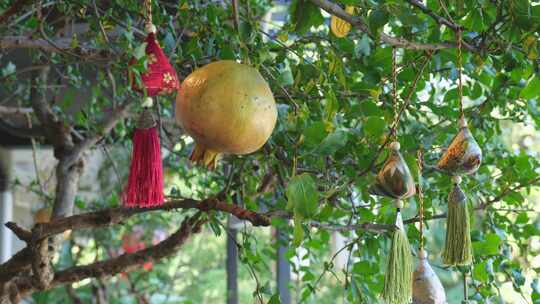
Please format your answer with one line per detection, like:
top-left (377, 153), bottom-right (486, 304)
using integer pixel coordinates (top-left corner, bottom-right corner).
top-left (0, 191), bottom-right (13, 263)
top-left (0, 146), bottom-right (111, 261)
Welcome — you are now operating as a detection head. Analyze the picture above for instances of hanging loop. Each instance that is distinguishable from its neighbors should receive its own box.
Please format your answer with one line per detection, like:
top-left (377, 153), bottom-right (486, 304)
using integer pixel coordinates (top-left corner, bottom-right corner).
top-left (145, 0), bottom-right (153, 24)
top-left (144, 0), bottom-right (156, 33)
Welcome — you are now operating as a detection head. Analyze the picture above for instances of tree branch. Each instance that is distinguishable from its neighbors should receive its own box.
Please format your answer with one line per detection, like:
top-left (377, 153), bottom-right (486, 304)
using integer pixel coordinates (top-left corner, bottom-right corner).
top-left (62, 100), bottom-right (134, 169)
top-left (405, 0), bottom-right (476, 51)
top-left (12, 214), bottom-right (206, 299)
top-left (0, 36), bottom-right (114, 59)
top-left (3, 198), bottom-right (269, 245)
top-left (3, 223), bottom-right (31, 242)
top-left (2, 170), bottom-right (538, 297)
top-left (0, 106), bottom-right (33, 115)
top-left (405, 0), bottom-right (458, 30)
top-left (479, 175), bottom-right (540, 209)
top-left (310, 221), bottom-right (394, 233)
top-left (309, 0), bottom-right (478, 52)
top-left (28, 66), bottom-right (75, 156)
top-left (0, 118), bottom-right (44, 138)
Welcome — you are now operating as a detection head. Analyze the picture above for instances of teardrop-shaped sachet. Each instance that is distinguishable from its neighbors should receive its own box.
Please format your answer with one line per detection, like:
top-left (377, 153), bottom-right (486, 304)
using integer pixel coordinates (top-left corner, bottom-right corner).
top-left (437, 119), bottom-right (482, 175)
top-left (369, 142), bottom-right (416, 200)
top-left (413, 250), bottom-right (447, 304)
top-left (129, 25), bottom-right (180, 97)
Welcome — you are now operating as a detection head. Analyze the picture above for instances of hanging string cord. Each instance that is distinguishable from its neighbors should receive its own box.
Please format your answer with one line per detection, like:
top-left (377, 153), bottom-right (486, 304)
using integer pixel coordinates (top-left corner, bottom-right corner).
top-left (457, 28), bottom-right (464, 120)
top-left (144, 0), bottom-right (153, 26)
top-left (417, 149), bottom-right (424, 250)
top-left (391, 47), bottom-right (398, 140)
top-left (387, 51), bottom-right (433, 145)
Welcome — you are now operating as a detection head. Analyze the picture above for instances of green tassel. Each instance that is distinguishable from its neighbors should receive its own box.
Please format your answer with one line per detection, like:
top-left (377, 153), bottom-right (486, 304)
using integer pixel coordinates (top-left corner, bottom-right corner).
top-left (443, 184), bottom-right (473, 266)
top-left (383, 211), bottom-right (413, 304)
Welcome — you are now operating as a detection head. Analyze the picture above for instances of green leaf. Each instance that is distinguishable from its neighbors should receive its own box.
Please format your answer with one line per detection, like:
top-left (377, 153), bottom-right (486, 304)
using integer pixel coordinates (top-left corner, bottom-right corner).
top-left (473, 261), bottom-right (489, 283)
top-left (520, 76), bottom-right (540, 99)
top-left (290, 0), bottom-right (324, 34)
top-left (473, 233), bottom-right (501, 256)
top-left (133, 42), bottom-right (148, 60)
top-left (356, 34), bottom-right (371, 57)
top-left (364, 116), bottom-right (386, 138)
top-left (316, 130), bottom-right (348, 156)
top-left (352, 261), bottom-right (378, 275)
top-left (268, 294), bottom-right (281, 304)
top-left (287, 173), bottom-right (319, 218)
top-left (277, 60), bottom-right (294, 86)
top-left (368, 9), bottom-right (388, 34)
top-left (515, 212), bottom-right (529, 225)
top-left (293, 214), bottom-right (305, 247)
top-left (1, 62), bottom-right (16, 77)
top-left (304, 121), bottom-right (328, 147)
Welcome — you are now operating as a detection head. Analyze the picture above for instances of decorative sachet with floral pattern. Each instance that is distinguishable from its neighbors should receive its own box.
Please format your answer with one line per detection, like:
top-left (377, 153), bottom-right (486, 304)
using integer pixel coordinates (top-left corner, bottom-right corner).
top-left (369, 142), bottom-right (416, 200)
top-left (129, 24), bottom-right (180, 96)
top-left (437, 118), bottom-right (482, 175)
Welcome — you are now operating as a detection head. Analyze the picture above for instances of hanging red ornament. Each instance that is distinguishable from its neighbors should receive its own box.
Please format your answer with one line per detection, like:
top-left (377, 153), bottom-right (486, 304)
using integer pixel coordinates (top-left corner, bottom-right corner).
top-left (129, 23), bottom-right (180, 96)
top-left (122, 1), bottom-right (179, 208)
top-left (122, 97), bottom-right (164, 208)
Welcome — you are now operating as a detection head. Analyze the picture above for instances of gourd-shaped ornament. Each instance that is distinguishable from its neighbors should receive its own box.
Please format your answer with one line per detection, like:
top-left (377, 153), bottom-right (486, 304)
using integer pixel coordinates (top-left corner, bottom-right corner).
top-left (413, 249), bottom-right (447, 304)
top-left (370, 142), bottom-right (415, 304)
top-left (369, 142), bottom-right (416, 200)
top-left (437, 117), bottom-right (482, 175)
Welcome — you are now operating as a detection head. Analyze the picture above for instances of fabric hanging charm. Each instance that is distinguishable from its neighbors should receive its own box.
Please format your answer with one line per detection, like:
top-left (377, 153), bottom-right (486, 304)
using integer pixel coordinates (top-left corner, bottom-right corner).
top-left (413, 249), bottom-right (447, 304)
top-left (383, 204), bottom-right (413, 304)
top-left (378, 48), bottom-right (414, 304)
top-left (437, 117), bottom-right (482, 175)
top-left (369, 143), bottom-right (415, 303)
top-left (442, 176), bottom-right (472, 266)
top-left (369, 142), bottom-right (416, 200)
top-left (130, 23), bottom-right (180, 97)
top-left (122, 97), bottom-right (164, 208)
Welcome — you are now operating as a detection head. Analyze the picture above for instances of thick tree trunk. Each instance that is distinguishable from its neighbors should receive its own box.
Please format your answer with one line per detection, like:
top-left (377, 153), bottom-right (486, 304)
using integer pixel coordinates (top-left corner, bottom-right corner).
top-left (52, 159), bottom-right (84, 219)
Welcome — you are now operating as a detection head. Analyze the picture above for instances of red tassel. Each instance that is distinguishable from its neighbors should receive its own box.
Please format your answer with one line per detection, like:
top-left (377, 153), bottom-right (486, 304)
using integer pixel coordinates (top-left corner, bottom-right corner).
top-left (122, 109), bottom-right (164, 208)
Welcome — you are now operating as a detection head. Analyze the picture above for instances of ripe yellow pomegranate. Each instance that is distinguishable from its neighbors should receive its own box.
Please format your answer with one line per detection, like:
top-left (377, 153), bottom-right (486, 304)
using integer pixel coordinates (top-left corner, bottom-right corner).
top-left (176, 60), bottom-right (277, 168)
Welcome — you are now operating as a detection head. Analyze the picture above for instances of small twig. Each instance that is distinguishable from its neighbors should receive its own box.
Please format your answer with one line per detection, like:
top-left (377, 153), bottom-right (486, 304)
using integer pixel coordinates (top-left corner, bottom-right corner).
top-left (0, 105), bottom-right (33, 115)
top-left (92, 0), bottom-right (111, 44)
top-left (25, 113), bottom-right (46, 195)
top-left (309, 0), bottom-right (476, 51)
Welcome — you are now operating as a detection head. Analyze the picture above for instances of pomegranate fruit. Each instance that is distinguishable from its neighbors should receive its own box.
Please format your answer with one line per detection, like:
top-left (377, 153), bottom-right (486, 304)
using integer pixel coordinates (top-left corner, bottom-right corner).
top-left (176, 60), bottom-right (277, 168)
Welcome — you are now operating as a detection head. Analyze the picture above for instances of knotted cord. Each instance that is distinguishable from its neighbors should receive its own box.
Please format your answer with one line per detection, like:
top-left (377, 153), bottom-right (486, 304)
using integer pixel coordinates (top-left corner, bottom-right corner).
top-left (456, 28), bottom-right (464, 120)
top-left (144, 0), bottom-right (153, 26)
top-left (391, 47), bottom-right (398, 141)
top-left (417, 149), bottom-right (424, 250)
